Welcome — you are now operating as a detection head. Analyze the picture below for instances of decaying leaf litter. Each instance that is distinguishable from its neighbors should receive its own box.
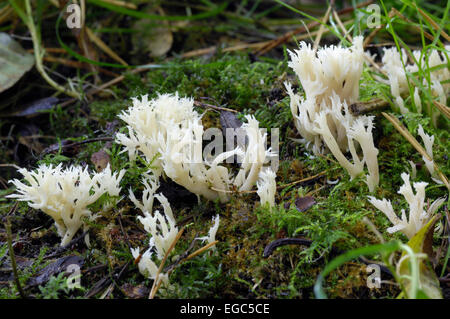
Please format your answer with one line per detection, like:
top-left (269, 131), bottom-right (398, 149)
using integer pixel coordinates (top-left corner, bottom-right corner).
top-left (0, 0), bottom-right (449, 299)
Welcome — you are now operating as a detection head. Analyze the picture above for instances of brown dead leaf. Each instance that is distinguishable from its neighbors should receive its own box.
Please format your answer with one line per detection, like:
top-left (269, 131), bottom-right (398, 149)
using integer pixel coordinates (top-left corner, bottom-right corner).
top-left (295, 196), bottom-right (316, 212)
top-left (132, 6), bottom-right (173, 57)
top-left (121, 283), bottom-right (149, 299)
top-left (220, 110), bottom-right (243, 131)
top-left (220, 110), bottom-right (246, 154)
top-left (2, 97), bottom-right (59, 118)
top-left (91, 149), bottom-right (110, 172)
top-left (147, 26), bottom-right (173, 57)
top-left (0, 33), bottom-right (34, 95)
top-left (27, 255), bottom-right (84, 287)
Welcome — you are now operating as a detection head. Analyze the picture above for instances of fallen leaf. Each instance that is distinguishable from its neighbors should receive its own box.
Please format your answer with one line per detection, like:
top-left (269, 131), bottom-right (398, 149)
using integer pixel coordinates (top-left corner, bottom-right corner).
top-left (104, 120), bottom-right (120, 135)
top-left (132, 6), bottom-right (173, 57)
top-left (220, 110), bottom-right (246, 153)
top-left (295, 196), bottom-right (316, 212)
top-left (220, 110), bottom-right (243, 131)
top-left (121, 283), bottom-right (149, 299)
top-left (27, 255), bottom-right (84, 287)
top-left (0, 255), bottom-right (33, 273)
top-left (0, 33), bottom-right (34, 95)
top-left (91, 149), bottom-right (110, 172)
top-left (146, 26), bottom-right (173, 57)
top-left (1, 97), bottom-right (59, 118)
top-left (0, 255), bottom-right (34, 282)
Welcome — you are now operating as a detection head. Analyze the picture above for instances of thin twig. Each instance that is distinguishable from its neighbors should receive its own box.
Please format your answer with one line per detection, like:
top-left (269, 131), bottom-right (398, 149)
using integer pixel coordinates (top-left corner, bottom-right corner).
top-left (193, 101), bottom-right (238, 113)
top-left (180, 41), bottom-right (270, 59)
top-left (332, 9), bottom-right (352, 43)
top-left (349, 98), bottom-right (389, 115)
top-left (382, 112), bottom-right (449, 190)
top-left (256, 20), bottom-right (319, 56)
top-left (183, 240), bottom-right (218, 262)
top-left (44, 230), bottom-right (89, 259)
top-left (362, 217), bottom-right (385, 244)
top-left (40, 137), bottom-right (114, 157)
top-left (163, 234), bottom-right (199, 273)
top-left (151, 240), bottom-right (219, 298)
top-left (313, 3), bottom-right (333, 52)
top-left (414, 4), bottom-right (450, 42)
top-left (277, 170), bottom-right (327, 189)
top-left (59, 67), bottom-right (149, 108)
top-left (86, 27), bottom-right (128, 66)
top-left (0, 164), bottom-right (21, 170)
top-left (117, 212), bottom-right (132, 252)
top-left (333, 9), bottom-right (386, 75)
top-left (432, 100), bottom-right (450, 120)
top-left (255, 0), bottom-right (372, 56)
top-left (43, 55), bottom-right (119, 77)
top-left (84, 261), bottom-right (130, 298)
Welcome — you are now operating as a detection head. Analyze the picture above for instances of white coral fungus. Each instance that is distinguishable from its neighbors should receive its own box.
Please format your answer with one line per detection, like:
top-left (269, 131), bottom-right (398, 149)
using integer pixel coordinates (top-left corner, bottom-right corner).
top-left (197, 214), bottom-right (220, 251)
top-left (130, 179), bottom-right (222, 284)
top-left (368, 173), bottom-right (445, 239)
top-left (7, 164), bottom-right (125, 246)
top-left (381, 46), bottom-right (450, 124)
top-left (117, 93), bottom-right (276, 202)
top-left (285, 36), bottom-right (379, 191)
top-left (130, 178), bottom-right (177, 285)
top-left (417, 124), bottom-right (441, 184)
top-left (256, 168), bottom-right (277, 208)
top-left (131, 247), bottom-right (169, 286)
top-left (115, 93), bottom-right (198, 176)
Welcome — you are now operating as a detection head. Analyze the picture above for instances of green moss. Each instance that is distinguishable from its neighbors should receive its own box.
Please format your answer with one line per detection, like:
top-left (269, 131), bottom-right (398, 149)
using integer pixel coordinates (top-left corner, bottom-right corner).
top-left (2, 45), bottom-right (449, 298)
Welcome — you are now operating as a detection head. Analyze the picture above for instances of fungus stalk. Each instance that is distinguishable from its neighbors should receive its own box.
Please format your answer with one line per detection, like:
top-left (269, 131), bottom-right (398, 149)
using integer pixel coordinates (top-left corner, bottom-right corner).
top-left (285, 36), bottom-right (364, 154)
top-left (381, 46), bottom-right (450, 124)
top-left (417, 124), bottom-right (441, 184)
top-left (256, 168), bottom-right (277, 208)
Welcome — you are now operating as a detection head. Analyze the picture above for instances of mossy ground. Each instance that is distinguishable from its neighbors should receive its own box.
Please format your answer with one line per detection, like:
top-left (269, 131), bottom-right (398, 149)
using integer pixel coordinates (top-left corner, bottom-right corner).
top-left (0, 1), bottom-right (449, 299)
top-left (1, 52), bottom-right (448, 299)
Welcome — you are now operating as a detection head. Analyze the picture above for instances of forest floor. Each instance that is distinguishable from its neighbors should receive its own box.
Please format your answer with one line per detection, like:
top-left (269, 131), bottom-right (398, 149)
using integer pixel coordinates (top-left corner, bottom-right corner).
top-left (0, 0), bottom-right (449, 299)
